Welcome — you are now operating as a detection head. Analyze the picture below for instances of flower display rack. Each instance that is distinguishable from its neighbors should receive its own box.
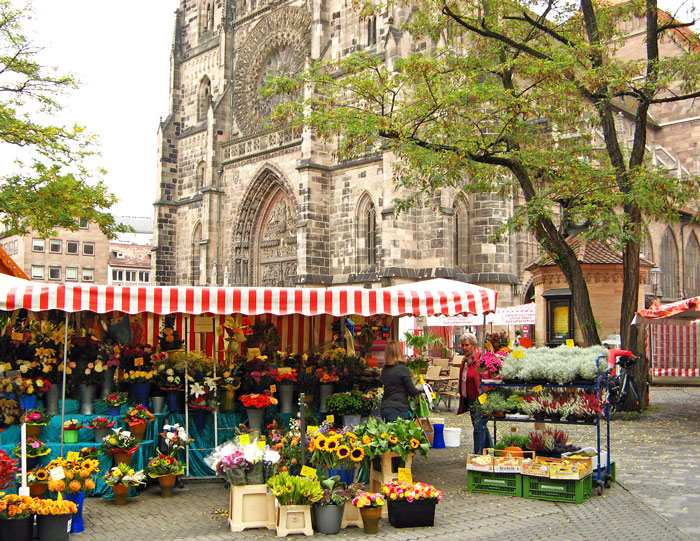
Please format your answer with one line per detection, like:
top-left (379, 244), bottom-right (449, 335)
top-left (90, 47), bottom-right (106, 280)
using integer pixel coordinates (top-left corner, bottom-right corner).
top-left (369, 452), bottom-right (414, 517)
top-left (275, 502), bottom-right (313, 537)
top-left (467, 471), bottom-right (523, 497)
top-left (523, 474), bottom-right (593, 504)
top-left (340, 501), bottom-right (363, 529)
top-left (228, 484), bottom-right (276, 532)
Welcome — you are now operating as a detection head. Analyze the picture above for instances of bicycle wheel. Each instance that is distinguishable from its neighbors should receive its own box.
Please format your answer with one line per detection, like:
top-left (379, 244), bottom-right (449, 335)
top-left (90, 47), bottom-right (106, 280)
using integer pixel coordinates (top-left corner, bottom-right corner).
top-left (628, 379), bottom-right (642, 413)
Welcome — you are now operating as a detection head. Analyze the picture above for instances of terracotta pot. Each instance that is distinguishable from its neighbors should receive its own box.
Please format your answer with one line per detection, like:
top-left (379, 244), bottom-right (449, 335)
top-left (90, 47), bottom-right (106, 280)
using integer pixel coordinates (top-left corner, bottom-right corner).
top-left (113, 451), bottom-right (133, 466)
top-left (29, 483), bottom-right (48, 498)
top-left (359, 506), bottom-right (381, 535)
top-left (112, 483), bottom-right (129, 505)
top-left (158, 474), bottom-right (177, 497)
top-left (26, 424), bottom-right (44, 438)
top-left (129, 421), bottom-right (147, 442)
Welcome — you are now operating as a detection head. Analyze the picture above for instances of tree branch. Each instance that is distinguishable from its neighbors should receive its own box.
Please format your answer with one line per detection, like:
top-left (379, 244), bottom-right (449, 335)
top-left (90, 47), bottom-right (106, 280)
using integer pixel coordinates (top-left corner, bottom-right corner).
top-left (649, 89), bottom-right (700, 104)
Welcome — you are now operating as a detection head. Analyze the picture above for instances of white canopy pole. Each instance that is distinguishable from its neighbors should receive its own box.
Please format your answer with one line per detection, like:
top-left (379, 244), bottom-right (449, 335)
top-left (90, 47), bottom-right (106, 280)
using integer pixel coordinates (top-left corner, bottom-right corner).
top-left (60, 312), bottom-right (69, 456)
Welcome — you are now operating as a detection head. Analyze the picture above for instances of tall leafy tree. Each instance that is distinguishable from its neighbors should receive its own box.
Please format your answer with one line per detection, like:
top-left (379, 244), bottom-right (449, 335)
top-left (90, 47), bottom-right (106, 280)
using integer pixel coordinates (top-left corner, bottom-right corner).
top-left (269, 0), bottom-right (700, 357)
top-left (0, 0), bottom-right (127, 238)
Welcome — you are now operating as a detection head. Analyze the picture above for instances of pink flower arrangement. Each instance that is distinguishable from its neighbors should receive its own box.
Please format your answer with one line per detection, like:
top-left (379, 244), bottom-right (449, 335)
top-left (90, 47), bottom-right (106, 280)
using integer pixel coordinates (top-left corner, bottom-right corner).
top-left (478, 351), bottom-right (505, 378)
top-left (381, 482), bottom-right (443, 503)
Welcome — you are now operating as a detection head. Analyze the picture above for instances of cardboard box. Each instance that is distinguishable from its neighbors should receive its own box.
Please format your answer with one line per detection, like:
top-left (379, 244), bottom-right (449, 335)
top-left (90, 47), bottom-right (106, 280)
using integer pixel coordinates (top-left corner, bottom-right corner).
top-left (522, 457), bottom-right (562, 478)
top-left (550, 457), bottom-right (593, 480)
top-left (494, 456), bottom-right (523, 473)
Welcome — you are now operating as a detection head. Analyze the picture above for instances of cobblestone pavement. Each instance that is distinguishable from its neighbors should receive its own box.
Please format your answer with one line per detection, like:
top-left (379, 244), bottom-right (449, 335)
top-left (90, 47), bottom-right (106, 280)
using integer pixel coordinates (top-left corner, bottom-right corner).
top-left (72, 387), bottom-right (699, 541)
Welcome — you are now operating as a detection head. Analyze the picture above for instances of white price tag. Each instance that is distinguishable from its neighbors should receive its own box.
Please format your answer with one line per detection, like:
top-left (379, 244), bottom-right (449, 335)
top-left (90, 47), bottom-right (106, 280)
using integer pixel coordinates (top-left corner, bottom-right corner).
top-left (49, 466), bottom-right (65, 481)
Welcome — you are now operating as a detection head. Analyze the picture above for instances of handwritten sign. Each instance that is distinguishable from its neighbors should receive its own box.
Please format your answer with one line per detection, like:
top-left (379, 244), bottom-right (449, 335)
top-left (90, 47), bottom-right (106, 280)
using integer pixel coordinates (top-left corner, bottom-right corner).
top-left (239, 434), bottom-right (251, 446)
top-left (247, 348), bottom-right (261, 360)
top-left (533, 385), bottom-right (544, 393)
top-left (279, 367), bottom-right (293, 374)
top-left (270, 385), bottom-right (277, 393)
top-left (397, 468), bottom-right (413, 484)
top-left (49, 466), bottom-right (65, 481)
top-left (256, 441), bottom-right (266, 451)
top-left (300, 465), bottom-right (317, 478)
top-left (134, 357), bottom-right (144, 367)
top-left (66, 451), bottom-right (80, 462)
top-left (11, 332), bottom-right (24, 341)
top-left (326, 415), bottom-right (335, 424)
top-left (306, 426), bottom-right (318, 434)
top-left (566, 339), bottom-right (575, 348)
top-left (478, 393), bottom-right (488, 405)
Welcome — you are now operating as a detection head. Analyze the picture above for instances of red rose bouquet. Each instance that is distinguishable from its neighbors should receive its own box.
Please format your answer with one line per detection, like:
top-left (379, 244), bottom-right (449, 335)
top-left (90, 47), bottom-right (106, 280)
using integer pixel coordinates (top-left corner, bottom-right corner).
top-left (239, 392), bottom-right (278, 409)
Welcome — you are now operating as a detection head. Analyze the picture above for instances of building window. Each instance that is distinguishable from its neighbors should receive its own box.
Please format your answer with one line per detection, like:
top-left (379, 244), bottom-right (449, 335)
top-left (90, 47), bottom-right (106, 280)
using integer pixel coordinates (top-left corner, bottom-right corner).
top-left (49, 240), bottom-right (62, 254)
top-left (191, 223), bottom-right (202, 285)
top-left (453, 197), bottom-right (469, 271)
top-left (31, 265), bottom-right (44, 280)
top-left (65, 267), bottom-right (78, 281)
top-left (197, 77), bottom-right (212, 121)
top-left (139, 271), bottom-right (150, 283)
top-left (685, 234), bottom-right (700, 297)
top-left (112, 270), bottom-right (124, 282)
top-left (78, 217), bottom-right (89, 229)
top-left (48, 266), bottom-right (61, 281)
top-left (125, 270), bottom-right (137, 282)
top-left (83, 242), bottom-right (95, 256)
top-left (66, 241), bottom-right (79, 255)
top-left (544, 289), bottom-right (574, 346)
top-left (32, 239), bottom-right (45, 252)
top-left (357, 194), bottom-right (377, 270)
top-left (196, 161), bottom-right (206, 190)
top-left (82, 268), bottom-right (94, 282)
top-left (660, 228), bottom-right (680, 299)
top-left (115, 252), bottom-right (124, 259)
top-left (367, 16), bottom-right (377, 46)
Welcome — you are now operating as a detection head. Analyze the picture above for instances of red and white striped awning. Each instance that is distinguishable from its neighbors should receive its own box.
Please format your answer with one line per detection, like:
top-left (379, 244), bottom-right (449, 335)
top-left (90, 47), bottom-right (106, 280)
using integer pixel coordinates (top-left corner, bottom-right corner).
top-left (0, 277), bottom-right (497, 317)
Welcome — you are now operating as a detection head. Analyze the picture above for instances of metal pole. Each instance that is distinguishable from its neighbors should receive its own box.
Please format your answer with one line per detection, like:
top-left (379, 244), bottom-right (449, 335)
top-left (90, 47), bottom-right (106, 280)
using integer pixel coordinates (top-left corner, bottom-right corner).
top-left (60, 312), bottom-right (69, 456)
top-left (184, 315), bottom-right (190, 477)
top-left (19, 422), bottom-right (28, 496)
top-left (299, 392), bottom-right (306, 466)
top-left (212, 317), bottom-right (218, 449)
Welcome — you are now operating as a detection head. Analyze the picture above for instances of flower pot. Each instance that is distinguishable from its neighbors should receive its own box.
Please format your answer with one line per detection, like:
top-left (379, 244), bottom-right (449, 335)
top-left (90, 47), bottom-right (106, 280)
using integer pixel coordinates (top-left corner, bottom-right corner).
top-left (26, 455), bottom-right (41, 470)
top-left (108, 404), bottom-right (122, 416)
top-left (131, 382), bottom-right (151, 408)
top-left (313, 504), bottom-right (344, 534)
top-left (327, 466), bottom-right (355, 485)
top-left (359, 506), bottom-right (381, 535)
top-left (93, 426), bottom-right (112, 443)
top-left (30, 482), bottom-right (48, 498)
top-left (387, 499), bottom-right (437, 528)
top-left (26, 424), bottom-right (44, 438)
top-left (0, 516), bottom-right (33, 541)
top-left (342, 414), bottom-right (361, 427)
top-left (79, 384), bottom-right (96, 415)
top-left (44, 385), bottom-right (60, 416)
top-left (166, 389), bottom-right (182, 414)
top-left (151, 395), bottom-right (165, 414)
top-left (112, 483), bottom-right (129, 505)
top-left (219, 388), bottom-right (237, 412)
top-left (18, 394), bottom-right (37, 411)
top-left (278, 384), bottom-right (294, 414)
top-left (65, 490), bottom-right (85, 533)
top-left (318, 384), bottom-right (334, 413)
top-left (113, 451), bottom-right (133, 466)
top-left (158, 474), bottom-right (177, 497)
top-left (37, 513), bottom-right (71, 541)
top-left (246, 408), bottom-right (264, 434)
top-left (128, 421), bottom-right (147, 442)
top-left (100, 367), bottom-right (116, 399)
top-left (63, 429), bottom-right (79, 444)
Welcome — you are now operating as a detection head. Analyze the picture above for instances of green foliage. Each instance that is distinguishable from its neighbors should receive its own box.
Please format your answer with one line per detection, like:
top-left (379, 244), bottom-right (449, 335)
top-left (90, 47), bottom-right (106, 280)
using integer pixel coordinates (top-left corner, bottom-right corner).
top-left (402, 331), bottom-right (446, 359)
top-left (324, 390), bottom-right (374, 416)
top-left (0, 1), bottom-right (128, 238)
top-left (494, 434), bottom-right (530, 450)
top-left (353, 417), bottom-right (430, 461)
top-left (267, 472), bottom-right (324, 505)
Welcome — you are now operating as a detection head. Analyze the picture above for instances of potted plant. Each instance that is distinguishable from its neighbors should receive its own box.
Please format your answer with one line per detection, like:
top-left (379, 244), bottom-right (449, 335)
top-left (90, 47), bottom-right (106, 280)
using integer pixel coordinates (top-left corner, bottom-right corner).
top-left (160, 423), bottom-right (193, 458)
top-left (218, 364), bottom-right (242, 412)
top-left (13, 437), bottom-right (51, 470)
top-left (324, 390), bottom-right (373, 427)
top-left (239, 392), bottom-right (277, 434)
top-left (0, 494), bottom-right (38, 541)
top-left (146, 454), bottom-right (184, 497)
top-left (24, 409), bottom-right (50, 438)
top-left (313, 476), bottom-right (354, 534)
top-left (120, 370), bottom-right (156, 408)
top-left (35, 498), bottom-right (77, 541)
top-left (100, 392), bottom-right (128, 416)
top-left (267, 472), bottom-right (323, 536)
top-left (123, 404), bottom-right (155, 442)
top-left (68, 335), bottom-right (104, 414)
top-left (62, 418), bottom-right (83, 444)
top-left (351, 491), bottom-right (385, 535)
top-left (381, 481), bottom-right (443, 528)
top-left (188, 374), bottom-right (219, 430)
top-left (22, 467), bottom-right (50, 498)
top-left (103, 463), bottom-right (146, 505)
top-left (86, 416), bottom-right (117, 442)
top-left (101, 427), bottom-right (139, 466)
top-left (44, 455), bottom-right (100, 534)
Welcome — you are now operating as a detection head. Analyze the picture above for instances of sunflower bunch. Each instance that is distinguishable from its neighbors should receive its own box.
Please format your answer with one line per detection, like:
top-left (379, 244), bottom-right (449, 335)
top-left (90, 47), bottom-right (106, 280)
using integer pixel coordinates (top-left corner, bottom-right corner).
top-left (22, 467), bottom-right (49, 485)
top-left (308, 430), bottom-right (366, 469)
top-left (45, 456), bottom-right (100, 493)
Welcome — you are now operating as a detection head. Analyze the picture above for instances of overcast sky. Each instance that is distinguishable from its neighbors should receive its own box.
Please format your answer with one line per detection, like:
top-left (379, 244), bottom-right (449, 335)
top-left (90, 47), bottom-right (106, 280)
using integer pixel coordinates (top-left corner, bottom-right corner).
top-left (11, 0), bottom-right (699, 221)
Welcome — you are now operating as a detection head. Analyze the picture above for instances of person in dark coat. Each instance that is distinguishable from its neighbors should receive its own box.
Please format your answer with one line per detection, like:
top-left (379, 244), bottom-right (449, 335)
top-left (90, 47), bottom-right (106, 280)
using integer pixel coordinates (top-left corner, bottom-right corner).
top-left (456, 332), bottom-right (493, 453)
top-left (380, 340), bottom-right (421, 421)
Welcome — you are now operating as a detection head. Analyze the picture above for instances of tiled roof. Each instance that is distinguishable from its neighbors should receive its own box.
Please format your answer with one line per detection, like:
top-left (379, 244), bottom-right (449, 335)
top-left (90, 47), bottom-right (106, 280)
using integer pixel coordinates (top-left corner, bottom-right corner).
top-left (526, 236), bottom-right (655, 270)
top-left (109, 243), bottom-right (152, 268)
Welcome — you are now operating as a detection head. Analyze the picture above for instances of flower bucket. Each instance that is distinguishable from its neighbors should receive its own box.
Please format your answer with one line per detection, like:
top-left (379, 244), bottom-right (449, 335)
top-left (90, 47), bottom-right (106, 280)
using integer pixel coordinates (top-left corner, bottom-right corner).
top-left (151, 395), bottom-right (165, 414)
top-left (194, 409), bottom-right (207, 431)
top-left (387, 499), bottom-right (436, 528)
top-left (113, 451), bottom-right (134, 466)
top-left (246, 408), bottom-right (264, 434)
top-left (63, 429), bottom-right (79, 444)
top-left (26, 424), bottom-right (43, 438)
top-left (37, 513), bottom-right (71, 541)
top-left (313, 504), bottom-right (343, 534)
top-left (0, 516), bottom-right (34, 541)
top-left (318, 384), bottom-right (334, 413)
top-left (220, 389), bottom-right (237, 412)
top-left (100, 367), bottom-right (116, 399)
top-left (108, 404), bottom-right (122, 416)
top-left (131, 382), bottom-right (151, 408)
top-left (359, 506), bottom-right (381, 535)
top-left (44, 385), bottom-right (60, 416)
top-left (112, 483), bottom-right (129, 505)
top-left (342, 414), bottom-right (361, 427)
top-left (158, 474), bottom-right (177, 497)
top-left (79, 384), bottom-right (96, 415)
top-left (18, 394), bottom-right (37, 411)
top-left (26, 455), bottom-right (41, 470)
top-left (166, 389), bottom-right (184, 414)
top-left (278, 385), bottom-right (294, 414)
top-left (327, 466), bottom-right (355, 485)
top-left (128, 421), bottom-right (147, 442)
top-left (65, 490), bottom-right (86, 533)
top-left (93, 427), bottom-right (112, 443)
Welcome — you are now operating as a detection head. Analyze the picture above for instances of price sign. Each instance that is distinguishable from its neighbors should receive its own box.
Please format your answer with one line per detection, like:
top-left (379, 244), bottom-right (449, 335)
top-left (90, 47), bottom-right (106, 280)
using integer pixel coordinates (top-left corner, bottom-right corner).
top-left (66, 451), bottom-right (80, 462)
top-left (326, 415), bottom-right (334, 423)
top-left (485, 342), bottom-right (494, 351)
top-left (256, 441), bottom-right (266, 451)
top-left (279, 367), bottom-right (292, 374)
top-left (419, 375), bottom-right (425, 385)
top-left (239, 434), bottom-right (251, 446)
top-left (566, 339), bottom-right (575, 348)
top-left (134, 357), bottom-right (144, 367)
top-left (11, 332), bottom-right (24, 341)
top-left (49, 466), bottom-right (65, 481)
top-left (300, 465), bottom-right (317, 478)
top-left (247, 348), bottom-right (261, 360)
top-left (512, 350), bottom-right (524, 359)
top-left (2, 363), bottom-right (11, 371)
top-left (508, 341), bottom-right (513, 348)
top-left (397, 468), bottom-right (413, 484)
top-left (306, 425), bottom-right (318, 433)
top-left (478, 393), bottom-right (488, 405)
top-left (533, 385), bottom-right (544, 393)
top-left (270, 385), bottom-right (277, 393)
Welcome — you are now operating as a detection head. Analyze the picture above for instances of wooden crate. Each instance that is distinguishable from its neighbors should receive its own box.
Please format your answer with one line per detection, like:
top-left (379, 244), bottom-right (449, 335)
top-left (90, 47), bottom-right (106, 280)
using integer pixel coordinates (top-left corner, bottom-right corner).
top-left (340, 501), bottom-right (363, 529)
top-left (369, 452), bottom-right (414, 518)
top-left (466, 453), bottom-right (494, 473)
top-left (228, 484), bottom-right (275, 532)
top-left (275, 502), bottom-right (313, 537)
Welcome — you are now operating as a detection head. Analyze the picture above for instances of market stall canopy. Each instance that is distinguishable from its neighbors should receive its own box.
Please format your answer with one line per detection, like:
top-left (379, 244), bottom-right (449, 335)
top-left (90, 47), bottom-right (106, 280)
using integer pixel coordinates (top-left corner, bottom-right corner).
top-left (0, 276), bottom-right (497, 317)
top-left (635, 296), bottom-right (700, 321)
top-left (426, 302), bottom-right (534, 326)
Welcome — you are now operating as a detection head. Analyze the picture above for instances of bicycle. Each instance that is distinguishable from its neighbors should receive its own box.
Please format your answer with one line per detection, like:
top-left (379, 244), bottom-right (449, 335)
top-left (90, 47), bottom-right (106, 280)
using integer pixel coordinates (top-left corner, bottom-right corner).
top-left (605, 354), bottom-right (643, 415)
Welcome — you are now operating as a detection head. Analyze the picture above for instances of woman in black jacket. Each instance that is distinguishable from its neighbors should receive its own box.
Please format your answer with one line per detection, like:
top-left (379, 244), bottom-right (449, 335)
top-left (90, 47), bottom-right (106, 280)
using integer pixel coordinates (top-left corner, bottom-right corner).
top-left (380, 340), bottom-right (421, 421)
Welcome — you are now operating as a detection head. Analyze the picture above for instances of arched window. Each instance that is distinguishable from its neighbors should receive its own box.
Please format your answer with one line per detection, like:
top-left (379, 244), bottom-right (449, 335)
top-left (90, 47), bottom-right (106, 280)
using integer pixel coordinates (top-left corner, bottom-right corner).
top-left (200, 1), bottom-right (214, 34)
top-left (357, 194), bottom-right (377, 269)
top-left (685, 234), bottom-right (700, 297)
top-left (191, 223), bottom-right (202, 285)
top-left (197, 77), bottom-right (212, 121)
top-left (196, 161), bottom-right (206, 191)
top-left (367, 16), bottom-right (377, 46)
top-left (639, 227), bottom-right (653, 261)
top-left (660, 228), bottom-right (680, 299)
top-left (453, 197), bottom-right (468, 271)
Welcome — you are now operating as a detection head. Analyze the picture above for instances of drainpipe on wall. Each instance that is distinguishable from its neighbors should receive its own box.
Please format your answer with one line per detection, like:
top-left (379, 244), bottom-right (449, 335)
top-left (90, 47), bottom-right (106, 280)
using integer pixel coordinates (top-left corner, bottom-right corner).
top-left (216, 167), bottom-right (223, 285)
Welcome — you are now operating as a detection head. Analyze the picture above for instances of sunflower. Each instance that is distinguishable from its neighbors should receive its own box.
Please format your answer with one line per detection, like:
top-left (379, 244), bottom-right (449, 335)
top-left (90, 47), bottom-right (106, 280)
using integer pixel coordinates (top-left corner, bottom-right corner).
top-left (379, 433), bottom-right (388, 439)
top-left (410, 438), bottom-right (420, 449)
top-left (325, 438), bottom-right (339, 452)
top-left (336, 445), bottom-right (350, 460)
top-left (388, 435), bottom-right (398, 445)
top-left (346, 432), bottom-right (357, 441)
top-left (349, 447), bottom-right (365, 462)
top-left (35, 469), bottom-right (49, 482)
top-left (315, 435), bottom-right (328, 451)
top-left (362, 435), bottom-right (372, 446)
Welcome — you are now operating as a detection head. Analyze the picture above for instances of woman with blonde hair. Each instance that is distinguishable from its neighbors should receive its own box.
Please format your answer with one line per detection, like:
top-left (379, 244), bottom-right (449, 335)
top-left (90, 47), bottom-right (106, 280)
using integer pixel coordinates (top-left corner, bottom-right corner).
top-left (380, 340), bottom-right (421, 421)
